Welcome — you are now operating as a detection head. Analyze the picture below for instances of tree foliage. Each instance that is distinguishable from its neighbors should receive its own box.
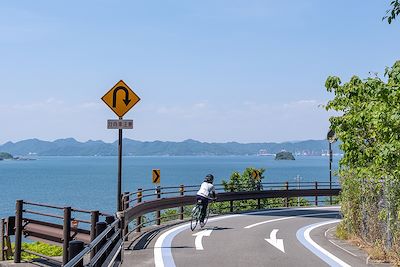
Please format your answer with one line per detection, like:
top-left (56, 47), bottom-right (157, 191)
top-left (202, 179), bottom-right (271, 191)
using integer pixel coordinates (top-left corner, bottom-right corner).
top-left (212, 167), bottom-right (310, 212)
top-left (325, 61), bottom-right (400, 256)
top-left (384, 0), bottom-right (400, 24)
top-left (221, 167), bottom-right (265, 192)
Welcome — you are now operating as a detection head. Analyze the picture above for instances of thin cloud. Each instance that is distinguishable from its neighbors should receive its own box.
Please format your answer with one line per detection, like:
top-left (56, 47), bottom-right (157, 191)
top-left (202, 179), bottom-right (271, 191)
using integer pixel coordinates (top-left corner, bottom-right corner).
top-left (283, 100), bottom-right (322, 109)
top-left (193, 102), bottom-right (207, 109)
top-left (79, 102), bottom-right (102, 109)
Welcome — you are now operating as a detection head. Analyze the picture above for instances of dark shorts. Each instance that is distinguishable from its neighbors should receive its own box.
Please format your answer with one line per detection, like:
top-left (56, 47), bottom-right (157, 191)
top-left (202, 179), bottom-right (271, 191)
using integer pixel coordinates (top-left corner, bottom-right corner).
top-left (196, 195), bottom-right (209, 205)
top-left (196, 195), bottom-right (209, 221)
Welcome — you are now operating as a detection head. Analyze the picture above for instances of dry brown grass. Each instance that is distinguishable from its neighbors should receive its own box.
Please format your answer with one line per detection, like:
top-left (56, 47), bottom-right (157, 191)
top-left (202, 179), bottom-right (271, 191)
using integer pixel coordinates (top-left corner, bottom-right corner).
top-left (336, 228), bottom-right (400, 266)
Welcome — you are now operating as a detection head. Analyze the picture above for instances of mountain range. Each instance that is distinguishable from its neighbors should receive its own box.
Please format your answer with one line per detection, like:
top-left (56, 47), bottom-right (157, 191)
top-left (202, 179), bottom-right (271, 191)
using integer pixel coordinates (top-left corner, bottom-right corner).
top-left (0, 138), bottom-right (341, 156)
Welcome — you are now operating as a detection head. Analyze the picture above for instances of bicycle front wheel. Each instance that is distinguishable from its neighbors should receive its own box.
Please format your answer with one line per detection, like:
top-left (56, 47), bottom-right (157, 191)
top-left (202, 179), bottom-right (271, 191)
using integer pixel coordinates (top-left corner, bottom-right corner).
top-left (190, 205), bottom-right (201, 231)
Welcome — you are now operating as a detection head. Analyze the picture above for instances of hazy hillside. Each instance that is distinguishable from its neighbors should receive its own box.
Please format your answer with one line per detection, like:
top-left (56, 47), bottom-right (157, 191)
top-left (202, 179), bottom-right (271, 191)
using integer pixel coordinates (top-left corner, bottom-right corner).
top-left (0, 138), bottom-right (341, 156)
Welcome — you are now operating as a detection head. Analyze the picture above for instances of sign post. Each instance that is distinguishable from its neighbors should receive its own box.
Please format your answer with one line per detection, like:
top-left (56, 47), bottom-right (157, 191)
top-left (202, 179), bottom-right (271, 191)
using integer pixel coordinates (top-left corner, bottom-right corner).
top-left (102, 80), bottom-right (140, 212)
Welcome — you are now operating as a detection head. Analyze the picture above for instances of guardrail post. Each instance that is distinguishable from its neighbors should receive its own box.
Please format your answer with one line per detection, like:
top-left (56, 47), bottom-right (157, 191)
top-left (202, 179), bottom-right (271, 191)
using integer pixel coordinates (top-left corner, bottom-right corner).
top-left (257, 182), bottom-right (261, 210)
top-left (156, 187), bottom-right (161, 225)
top-left (1, 218), bottom-right (4, 261)
top-left (63, 207), bottom-right (72, 266)
top-left (230, 186), bottom-right (234, 212)
top-left (95, 222), bottom-right (107, 267)
top-left (118, 218), bottom-right (123, 264)
top-left (90, 211), bottom-right (99, 260)
top-left (105, 216), bottom-right (115, 259)
top-left (136, 189), bottom-right (142, 232)
top-left (285, 182), bottom-right (289, 207)
top-left (179, 185), bottom-right (184, 220)
top-left (69, 240), bottom-right (84, 267)
top-left (14, 200), bottom-right (23, 263)
top-left (315, 181), bottom-right (318, 206)
top-left (123, 192), bottom-right (129, 240)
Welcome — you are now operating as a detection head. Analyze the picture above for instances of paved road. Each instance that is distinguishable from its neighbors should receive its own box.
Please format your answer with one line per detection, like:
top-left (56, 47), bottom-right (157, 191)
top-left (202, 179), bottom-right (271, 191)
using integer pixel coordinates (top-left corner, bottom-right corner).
top-left (124, 207), bottom-right (390, 267)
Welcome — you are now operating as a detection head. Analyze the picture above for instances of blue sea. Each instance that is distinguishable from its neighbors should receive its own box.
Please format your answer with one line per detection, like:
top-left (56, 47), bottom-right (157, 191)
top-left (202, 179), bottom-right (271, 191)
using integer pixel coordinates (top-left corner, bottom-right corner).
top-left (0, 156), bottom-right (339, 220)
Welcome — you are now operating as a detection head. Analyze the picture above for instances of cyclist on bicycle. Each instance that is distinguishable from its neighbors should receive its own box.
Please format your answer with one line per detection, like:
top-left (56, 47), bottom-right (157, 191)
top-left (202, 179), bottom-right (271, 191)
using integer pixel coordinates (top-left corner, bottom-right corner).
top-left (196, 174), bottom-right (216, 223)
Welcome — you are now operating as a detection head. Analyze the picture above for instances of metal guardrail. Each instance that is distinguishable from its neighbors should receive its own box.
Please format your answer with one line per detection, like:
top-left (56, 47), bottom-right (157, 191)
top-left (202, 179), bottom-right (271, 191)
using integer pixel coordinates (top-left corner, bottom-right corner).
top-left (65, 219), bottom-right (122, 267)
top-left (4, 181), bottom-right (341, 267)
top-left (11, 200), bottom-right (112, 265)
top-left (121, 181), bottom-right (341, 236)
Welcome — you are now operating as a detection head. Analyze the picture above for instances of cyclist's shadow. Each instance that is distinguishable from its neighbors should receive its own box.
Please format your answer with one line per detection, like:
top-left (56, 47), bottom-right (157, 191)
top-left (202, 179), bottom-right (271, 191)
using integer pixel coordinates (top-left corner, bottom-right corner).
top-left (196, 226), bottom-right (232, 231)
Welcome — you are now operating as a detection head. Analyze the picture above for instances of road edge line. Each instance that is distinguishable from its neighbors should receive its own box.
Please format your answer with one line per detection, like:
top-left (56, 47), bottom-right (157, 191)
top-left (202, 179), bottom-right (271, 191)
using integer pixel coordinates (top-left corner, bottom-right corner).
top-left (154, 206), bottom-right (340, 267)
top-left (296, 219), bottom-right (351, 267)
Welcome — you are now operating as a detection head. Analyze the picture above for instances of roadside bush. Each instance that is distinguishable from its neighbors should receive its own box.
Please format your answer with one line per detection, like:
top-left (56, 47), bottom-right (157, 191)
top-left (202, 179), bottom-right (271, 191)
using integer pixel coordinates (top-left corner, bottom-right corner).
top-left (326, 60), bottom-right (400, 260)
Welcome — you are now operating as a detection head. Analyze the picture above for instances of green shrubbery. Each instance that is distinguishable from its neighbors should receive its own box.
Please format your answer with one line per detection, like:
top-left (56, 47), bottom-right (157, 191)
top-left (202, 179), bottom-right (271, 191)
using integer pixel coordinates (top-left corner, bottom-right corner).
top-left (6, 242), bottom-right (62, 261)
top-left (326, 60), bottom-right (400, 260)
top-left (212, 167), bottom-right (311, 213)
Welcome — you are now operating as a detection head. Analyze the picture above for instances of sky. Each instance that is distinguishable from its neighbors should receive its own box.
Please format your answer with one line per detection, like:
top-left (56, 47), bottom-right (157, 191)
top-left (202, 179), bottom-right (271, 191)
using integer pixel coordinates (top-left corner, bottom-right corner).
top-left (0, 1), bottom-right (399, 144)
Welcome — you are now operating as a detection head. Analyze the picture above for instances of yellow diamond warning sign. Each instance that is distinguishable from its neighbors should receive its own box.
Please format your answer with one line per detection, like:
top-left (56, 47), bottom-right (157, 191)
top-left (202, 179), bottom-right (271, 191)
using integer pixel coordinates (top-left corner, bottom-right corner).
top-left (102, 80), bottom-right (140, 118)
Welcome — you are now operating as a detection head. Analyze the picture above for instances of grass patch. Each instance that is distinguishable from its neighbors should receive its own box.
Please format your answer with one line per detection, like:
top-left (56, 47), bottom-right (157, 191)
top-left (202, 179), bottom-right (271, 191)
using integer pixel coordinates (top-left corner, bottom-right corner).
top-left (8, 242), bottom-right (63, 261)
top-left (335, 222), bottom-right (349, 240)
top-left (335, 225), bottom-right (399, 265)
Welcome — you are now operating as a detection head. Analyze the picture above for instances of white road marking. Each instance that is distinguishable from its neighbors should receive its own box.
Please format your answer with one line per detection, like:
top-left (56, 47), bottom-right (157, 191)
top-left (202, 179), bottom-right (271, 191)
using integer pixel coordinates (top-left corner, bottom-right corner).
top-left (328, 239), bottom-right (358, 257)
top-left (154, 206), bottom-right (340, 267)
top-left (192, 229), bottom-right (213, 250)
top-left (325, 226), bottom-right (357, 257)
top-left (296, 220), bottom-right (351, 267)
top-left (244, 212), bottom-right (339, 229)
top-left (265, 229), bottom-right (285, 253)
top-left (154, 214), bottom-right (241, 267)
top-left (325, 226), bottom-right (336, 237)
top-left (154, 223), bottom-right (190, 267)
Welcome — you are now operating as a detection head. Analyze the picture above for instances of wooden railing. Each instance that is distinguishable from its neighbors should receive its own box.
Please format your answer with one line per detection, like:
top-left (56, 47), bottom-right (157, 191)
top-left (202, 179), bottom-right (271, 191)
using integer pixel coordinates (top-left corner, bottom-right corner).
top-left (121, 181), bottom-right (341, 237)
top-left (10, 200), bottom-right (111, 265)
top-left (3, 181), bottom-right (340, 267)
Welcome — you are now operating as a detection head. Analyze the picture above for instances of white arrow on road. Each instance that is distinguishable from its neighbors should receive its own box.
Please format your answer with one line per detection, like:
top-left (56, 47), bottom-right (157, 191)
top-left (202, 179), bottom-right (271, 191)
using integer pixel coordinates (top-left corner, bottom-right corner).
top-left (192, 229), bottom-right (213, 250)
top-left (265, 229), bottom-right (285, 253)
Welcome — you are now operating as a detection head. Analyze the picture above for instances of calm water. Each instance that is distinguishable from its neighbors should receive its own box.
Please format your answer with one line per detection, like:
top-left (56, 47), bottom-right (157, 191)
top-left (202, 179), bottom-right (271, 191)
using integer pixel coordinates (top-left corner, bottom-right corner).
top-left (0, 156), bottom-right (339, 219)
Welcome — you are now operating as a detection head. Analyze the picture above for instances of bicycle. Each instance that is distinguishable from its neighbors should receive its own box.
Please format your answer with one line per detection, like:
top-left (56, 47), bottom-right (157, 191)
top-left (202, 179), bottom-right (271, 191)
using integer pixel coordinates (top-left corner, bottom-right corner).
top-left (190, 198), bottom-right (213, 231)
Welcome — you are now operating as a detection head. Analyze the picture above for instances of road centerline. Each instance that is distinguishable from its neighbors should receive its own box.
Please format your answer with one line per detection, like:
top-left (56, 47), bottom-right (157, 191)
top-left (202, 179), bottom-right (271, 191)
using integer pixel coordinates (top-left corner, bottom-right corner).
top-left (244, 211), bottom-right (340, 229)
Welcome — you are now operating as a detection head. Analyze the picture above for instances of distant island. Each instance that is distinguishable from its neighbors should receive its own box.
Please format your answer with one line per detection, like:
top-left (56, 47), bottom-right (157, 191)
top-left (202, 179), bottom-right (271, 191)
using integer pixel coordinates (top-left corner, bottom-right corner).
top-left (275, 151), bottom-right (295, 160)
top-left (0, 152), bottom-right (36, 161)
top-left (0, 152), bottom-right (14, 160)
top-left (0, 138), bottom-right (341, 157)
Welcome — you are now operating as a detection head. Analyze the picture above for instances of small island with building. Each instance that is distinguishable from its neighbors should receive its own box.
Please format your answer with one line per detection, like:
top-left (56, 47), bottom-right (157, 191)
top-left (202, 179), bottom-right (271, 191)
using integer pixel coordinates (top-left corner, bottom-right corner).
top-left (275, 151), bottom-right (295, 160)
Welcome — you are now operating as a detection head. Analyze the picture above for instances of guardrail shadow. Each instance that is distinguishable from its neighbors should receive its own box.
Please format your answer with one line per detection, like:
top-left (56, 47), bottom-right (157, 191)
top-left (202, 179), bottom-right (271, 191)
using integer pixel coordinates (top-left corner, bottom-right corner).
top-left (238, 207), bottom-right (342, 220)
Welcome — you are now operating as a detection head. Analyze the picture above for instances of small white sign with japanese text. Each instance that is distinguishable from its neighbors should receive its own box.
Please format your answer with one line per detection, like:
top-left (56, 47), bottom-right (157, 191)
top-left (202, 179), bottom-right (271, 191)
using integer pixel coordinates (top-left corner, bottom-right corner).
top-left (107, 119), bottom-right (133, 129)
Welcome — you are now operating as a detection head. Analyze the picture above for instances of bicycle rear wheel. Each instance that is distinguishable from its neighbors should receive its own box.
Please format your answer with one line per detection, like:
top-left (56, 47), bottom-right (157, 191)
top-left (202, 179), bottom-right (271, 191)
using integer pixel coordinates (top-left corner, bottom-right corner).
top-left (200, 203), bottom-right (211, 228)
top-left (190, 205), bottom-right (201, 231)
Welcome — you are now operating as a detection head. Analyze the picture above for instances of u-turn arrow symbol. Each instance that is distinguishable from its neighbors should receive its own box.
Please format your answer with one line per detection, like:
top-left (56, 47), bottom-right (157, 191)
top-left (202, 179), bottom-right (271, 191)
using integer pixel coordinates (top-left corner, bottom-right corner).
top-left (112, 86), bottom-right (131, 108)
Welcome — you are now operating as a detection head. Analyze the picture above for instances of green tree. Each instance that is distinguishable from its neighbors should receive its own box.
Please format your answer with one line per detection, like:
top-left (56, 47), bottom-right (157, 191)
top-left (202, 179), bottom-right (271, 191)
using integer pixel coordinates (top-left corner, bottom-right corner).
top-left (212, 168), bottom-right (265, 212)
top-left (221, 167), bottom-right (265, 192)
top-left (325, 61), bottom-right (400, 257)
top-left (384, 0), bottom-right (400, 24)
